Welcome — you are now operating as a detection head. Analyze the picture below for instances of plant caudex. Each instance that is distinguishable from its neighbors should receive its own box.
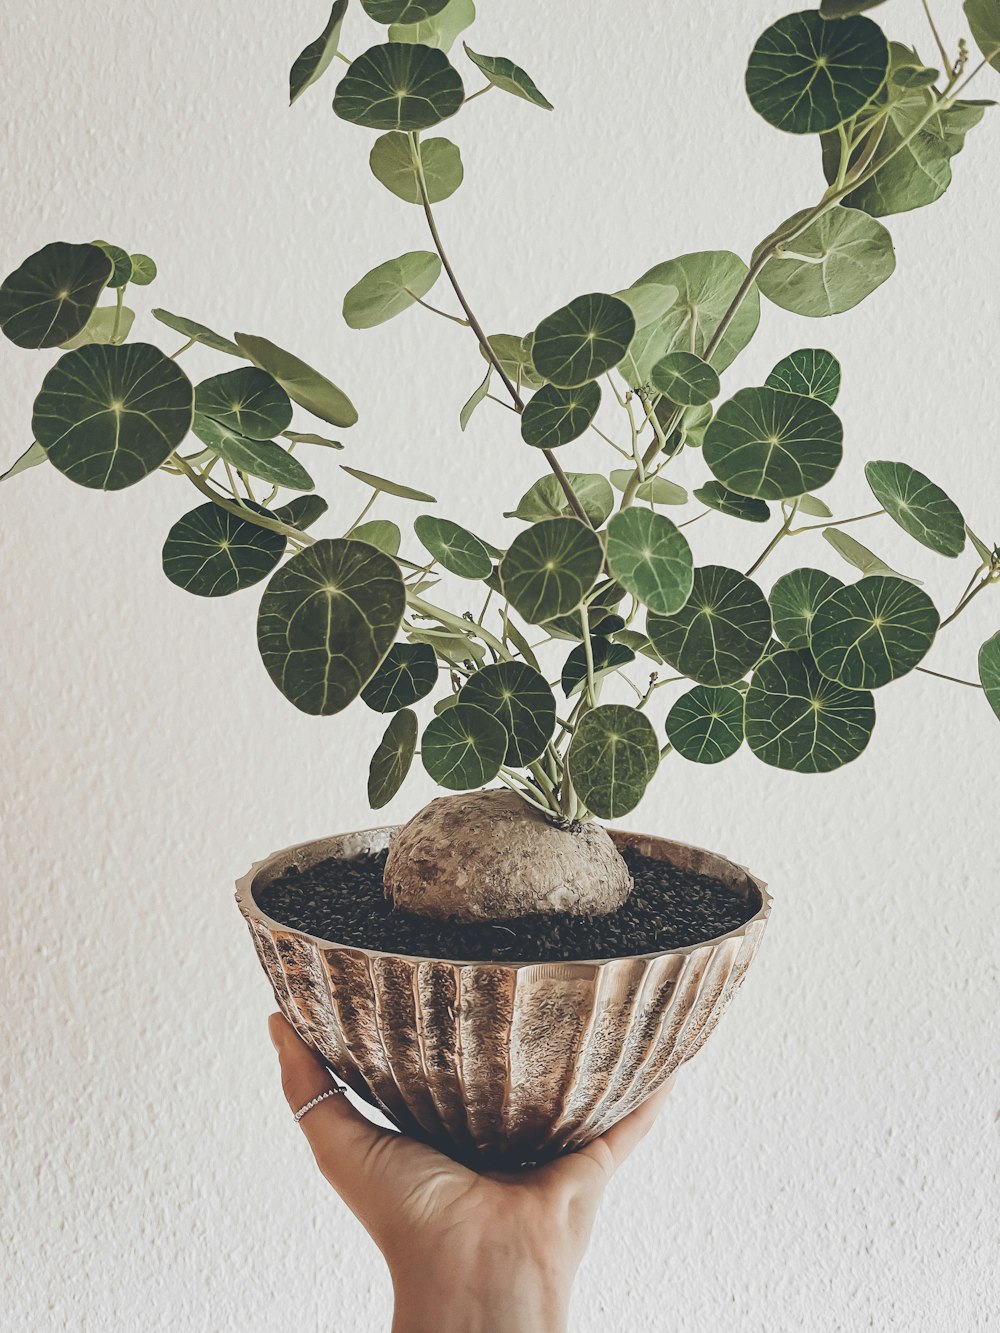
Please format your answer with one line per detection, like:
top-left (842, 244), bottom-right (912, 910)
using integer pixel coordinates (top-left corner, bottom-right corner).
top-left (3, 0), bottom-right (1000, 918)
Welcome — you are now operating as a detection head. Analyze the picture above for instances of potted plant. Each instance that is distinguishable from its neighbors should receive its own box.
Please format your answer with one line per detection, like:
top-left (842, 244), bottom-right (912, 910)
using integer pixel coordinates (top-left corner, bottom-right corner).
top-left (3, 0), bottom-right (998, 1168)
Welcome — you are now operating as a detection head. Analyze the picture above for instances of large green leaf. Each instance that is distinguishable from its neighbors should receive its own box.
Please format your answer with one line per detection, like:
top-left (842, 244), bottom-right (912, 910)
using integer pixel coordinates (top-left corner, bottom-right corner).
top-left (343, 251), bottom-right (442, 328)
top-left (368, 708), bottom-right (419, 808)
top-left (333, 42), bottom-right (464, 130)
top-left (274, 494), bottom-right (329, 530)
top-left (421, 701), bottom-right (507, 789)
top-left (864, 460), bottom-right (965, 557)
top-left (756, 207), bottom-right (895, 317)
top-left (363, 0), bottom-right (448, 20)
top-left (965, 0), bottom-right (1000, 70)
top-left (520, 381), bottom-right (601, 449)
top-left (531, 293), bottom-right (635, 388)
top-left (820, 0), bottom-right (889, 15)
top-left (413, 513), bottom-right (491, 578)
top-left (505, 473), bottom-right (614, 527)
top-left (153, 308), bottom-right (242, 357)
top-left (257, 538), bottom-right (405, 714)
top-left (824, 528), bottom-right (921, 582)
top-left (647, 565), bottom-right (772, 686)
top-left (162, 502), bottom-right (286, 597)
top-left (703, 386), bottom-right (843, 499)
top-left (650, 351), bottom-right (720, 406)
top-left (459, 661), bottom-right (556, 764)
top-left (462, 43), bottom-right (553, 109)
top-left (341, 464), bottom-right (435, 501)
top-left (1, 441), bottom-right (47, 483)
top-left (290, 0), bottom-right (348, 104)
top-left (361, 641), bottom-right (438, 710)
top-left (369, 131), bottom-right (463, 202)
top-left (745, 647), bottom-right (876, 772)
top-left (389, 0), bottom-right (475, 49)
top-left (692, 480), bottom-right (771, 523)
top-left (32, 343), bottom-right (193, 490)
top-left (567, 704), bottom-right (660, 819)
top-left (499, 517), bottom-right (604, 624)
top-left (769, 567), bottom-right (845, 648)
top-left (745, 10), bottom-right (889, 134)
top-left (192, 415), bottom-right (315, 491)
top-left (235, 333), bottom-right (358, 428)
top-left (979, 631), bottom-right (1000, 721)
top-left (194, 366), bottom-right (292, 439)
top-left (666, 684), bottom-right (745, 764)
top-left (606, 509), bottom-right (694, 615)
top-left (766, 348), bottom-right (841, 405)
top-left (809, 575), bottom-right (939, 688)
top-left (0, 241), bottom-right (111, 349)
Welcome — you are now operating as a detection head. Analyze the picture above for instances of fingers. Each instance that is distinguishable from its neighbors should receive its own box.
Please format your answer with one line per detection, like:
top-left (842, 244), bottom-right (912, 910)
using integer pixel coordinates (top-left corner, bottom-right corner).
top-left (575, 1073), bottom-right (676, 1178)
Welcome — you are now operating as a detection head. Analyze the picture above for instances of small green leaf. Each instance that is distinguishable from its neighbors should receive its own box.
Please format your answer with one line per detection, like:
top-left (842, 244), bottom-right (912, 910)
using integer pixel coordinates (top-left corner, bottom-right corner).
top-left (647, 565), bottom-right (772, 686)
top-left (421, 701), bottom-right (508, 789)
top-left (505, 473), bottom-right (614, 527)
top-left (162, 502), bottom-right (286, 597)
top-left (766, 348), bottom-right (841, 405)
top-left (408, 624), bottom-right (484, 665)
top-left (413, 514), bottom-right (492, 578)
top-left (0, 441), bottom-right (47, 483)
top-left (368, 708), bottom-right (419, 807)
top-left (965, 0), bottom-right (1000, 71)
top-left (978, 631), bottom-right (1000, 721)
top-left (865, 459), bottom-right (965, 558)
top-left (967, 525), bottom-right (996, 565)
top-left (32, 343), bottom-right (193, 490)
top-left (343, 251), bottom-right (442, 328)
top-left (235, 333), bottom-right (358, 428)
top-left (610, 470), bottom-right (688, 506)
top-left (362, 642), bottom-right (438, 710)
top-left (93, 242), bottom-right (132, 288)
top-left (274, 494), bottom-right (329, 530)
top-left (795, 493), bottom-right (834, 518)
top-left (666, 685), bottom-right (745, 764)
top-left (520, 381), bottom-right (601, 449)
top-left (257, 537), bottom-right (405, 715)
top-left (770, 567), bottom-right (845, 648)
top-left (128, 254), bottom-right (157, 286)
top-left (810, 575), bottom-right (939, 689)
top-left (192, 415), bottom-right (315, 491)
top-left (341, 464), bottom-right (436, 501)
top-left (58, 303), bottom-right (135, 349)
top-left (756, 207), bottom-right (896, 317)
top-left (290, 0), bottom-right (348, 104)
top-left (459, 661), bottom-right (556, 764)
top-left (363, 0), bottom-right (448, 20)
top-left (693, 480), bottom-right (771, 523)
top-left (606, 509), bottom-right (694, 616)
top-left (462, 43), bottom-right (553, 109)
top-left (195, 366), bottom-right (293, 440)
top-left (745, 647), bottom-right (876, 772)
top-left (153, 308), bottom-right (243, 357)
top-left (333, 42), bottom-right (464, 131)
top-left (482, 332), bottom-right (545, 389)
top-left (650, 351), bottom-right (720, 406)
top-left (0, 241), bottom-right (111, 349)
top-left (281, 430), bottom-right (344, 449)
top-left (560, 637), bottom-right (635, 698)
top-left (460, 366), bottom-right (491, 430)
top-left (823, 528), bottom-right (922, 582)
top-left (567, 705), bottom-right (660, 819)
top-left (746, 10), bottom-right (889, 134)
top-left (531, 293), bottom-right (635, 388)
top-left (350, 518), bottom-right (401, 554)
top-left (704, 386), bottom-right (843, 499)
top-left (369, 131), bottom-right (464, 203)
top-left (499, 517), bottom-right (604, 624)
top-left (389, 0), bottom-right (475, 50)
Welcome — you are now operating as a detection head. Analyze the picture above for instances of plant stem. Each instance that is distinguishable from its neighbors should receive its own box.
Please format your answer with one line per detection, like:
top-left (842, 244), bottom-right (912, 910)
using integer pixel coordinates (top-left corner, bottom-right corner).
top-left (789, 508), bottom-right (885, 534)
top-left (580, 605), bottom-right (596, 708)
top-left (940, 573), bottom-right (991, 627)
top-left (746, 500), bottom-right (800, 577)
top-left (920, 0), bottom-right (951, 72)
top-left (463, 84), bottom-right (494, 103)
top-left (171, 454), bottom-right (314, 547)
top-left (915, 666), bottom-right (983, 689)
top-left (413, 295), bottom-right (469, 326)
top-left (407, 591), bottom-right (510, 660)
top-left (112, 288), bottom-right (125, 343)
top-left (345, 490), bottom-right (377, 534)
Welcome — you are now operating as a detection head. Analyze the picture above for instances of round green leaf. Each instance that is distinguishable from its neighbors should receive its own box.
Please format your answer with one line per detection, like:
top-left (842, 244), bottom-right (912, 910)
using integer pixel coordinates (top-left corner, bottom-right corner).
top-left (864, 460), bottom-right (965, 558)
top-left (361, 642), bottom-right (438, 711)
top-left (462, 43), bottom-right (553, 110)
top-left (745, 10), bottom-right (889, 135)
top-left (766, 348), bottom-right (841, 405)
top-left (567, 705), bottom-right (660, 819)
top-left (32, 343), bottom-right (193, 490)
top-left (274, 494), bottom-right (329, 530)
top-left (389, 0), bottom-right (475, 49)
top-left (351, 518), bottom-right (401, 554)
top-left (369, 132), bottom-right (463, 203)
top-left (333, 42), bottom-right (464, 131)
top-left (413, 514), bottom-right (491, 578)
top-left (194, 366), bottom-right (292, 440)
top-left (666, 685), bottom-right (745, 764)
top-left (693, 480), bottom-right (771, 523)
top-left (341, 464), bottom-right (436, 502)
top-left (746, 647), bottom-right (876, 772)
top-left (421, 702), bottom-right (507, 789)
top-left (703, 386), bottom-right (843, 500)
top-left (153, 308), bottom-right (242, 357)
top-left (809, 575), bottom-right (939, 689)
top-left (531, 293), bottom-right (635, 388)
top-left (459, 661), bottom-right (556, 764)
top-left (560, 637), bottom-right (635, 698)
top-left (290, 0), bottom-right (348, 104)
top-left (363, 0), bottom-right (448, 21)
top-left (769, 567), bottom-right (845, 648)
top-left (0, 242), bottom-right (112, 349)
top-left (649, 352), bottom-right (720, 406)
top-left (520, 381), bottom-right (601, 449)
top-left (499, 517), bottom-right (604, 624)
top-left (234, 332), bottom-right (358, 428)
top-left (128, 254), bottom-right (157, 286)
top-left (757, 207), bottom-right (896, 317)
top-left (257, 538), bottom-right (405, 715)
top-left (94, 242), bottom-right (132, 289)
top-left (606, 509), bottom-right (694, 616)
top-left (978, 631), bottom-right (1000, 722)
top-left (821, 0), bottom-right (889, 15)
top-left (505, 473), bottom-right (614, 527)
top-left (647, 565), bottom-right (772, 686)
top-left (343, 251), bottom-right (442, 329)
top-left (368, 708), bottom-right (419, 808)
top-left (192, 415), bottom-right (315, 491)
top-left (162, 502), bottom-right (285, 597)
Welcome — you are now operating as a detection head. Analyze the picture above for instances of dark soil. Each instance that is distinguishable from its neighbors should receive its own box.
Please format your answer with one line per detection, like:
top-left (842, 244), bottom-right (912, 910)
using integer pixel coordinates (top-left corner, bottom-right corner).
top-left (255, 846), bottom-right (756, 963)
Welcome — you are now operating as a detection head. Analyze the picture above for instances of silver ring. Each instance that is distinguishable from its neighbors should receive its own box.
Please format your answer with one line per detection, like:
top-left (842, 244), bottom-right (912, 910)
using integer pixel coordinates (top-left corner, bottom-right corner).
top-left (293, 1086), bottom-right (343, 1123)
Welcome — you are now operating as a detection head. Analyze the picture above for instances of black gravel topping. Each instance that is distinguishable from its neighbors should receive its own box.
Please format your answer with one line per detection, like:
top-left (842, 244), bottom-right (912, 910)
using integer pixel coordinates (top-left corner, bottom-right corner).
top-left (256, 847), bottom-right (757, 963)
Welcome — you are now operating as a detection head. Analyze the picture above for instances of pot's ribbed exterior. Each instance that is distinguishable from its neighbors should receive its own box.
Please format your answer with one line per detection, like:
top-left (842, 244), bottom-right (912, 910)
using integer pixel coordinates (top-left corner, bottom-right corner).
top-left (236, 826), bottom-right (770, 1167)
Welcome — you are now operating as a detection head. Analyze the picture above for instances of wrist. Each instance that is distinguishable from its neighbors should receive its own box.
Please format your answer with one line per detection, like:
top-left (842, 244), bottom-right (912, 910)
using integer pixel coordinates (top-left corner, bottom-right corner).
top-left (390, 1251), bottom-right (571, 1333)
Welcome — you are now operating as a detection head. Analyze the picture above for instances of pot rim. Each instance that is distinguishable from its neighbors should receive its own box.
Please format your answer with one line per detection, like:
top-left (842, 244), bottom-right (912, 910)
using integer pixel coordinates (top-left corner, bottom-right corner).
top-left (235, 825), bottom-right (772, 971)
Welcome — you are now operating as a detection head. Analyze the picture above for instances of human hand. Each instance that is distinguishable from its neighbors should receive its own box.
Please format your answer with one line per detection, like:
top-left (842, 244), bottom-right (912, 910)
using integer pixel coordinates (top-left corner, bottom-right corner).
top-left (269, 1012), bottom-right (673, 1333)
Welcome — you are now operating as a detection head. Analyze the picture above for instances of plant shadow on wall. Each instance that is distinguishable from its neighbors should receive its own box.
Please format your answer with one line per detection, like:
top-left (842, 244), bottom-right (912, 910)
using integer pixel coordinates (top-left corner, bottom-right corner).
top-left (3, 0), bottom-right (1000, 1166)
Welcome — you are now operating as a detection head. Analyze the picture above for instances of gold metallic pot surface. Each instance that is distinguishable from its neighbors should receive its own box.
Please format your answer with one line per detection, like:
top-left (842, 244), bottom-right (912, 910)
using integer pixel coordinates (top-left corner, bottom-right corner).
top-left (236, 825), bottom-right (771, 1168)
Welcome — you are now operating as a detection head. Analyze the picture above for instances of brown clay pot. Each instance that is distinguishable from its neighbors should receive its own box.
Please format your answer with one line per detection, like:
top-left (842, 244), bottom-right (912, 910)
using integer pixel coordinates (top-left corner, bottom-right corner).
top-left (236, 825), bottom-right (771, 1169)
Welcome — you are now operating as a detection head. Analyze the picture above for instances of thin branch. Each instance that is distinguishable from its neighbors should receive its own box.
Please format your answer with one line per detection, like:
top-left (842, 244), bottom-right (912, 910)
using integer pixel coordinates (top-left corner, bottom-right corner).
top-left (916, 666), bottom-right (983, 690)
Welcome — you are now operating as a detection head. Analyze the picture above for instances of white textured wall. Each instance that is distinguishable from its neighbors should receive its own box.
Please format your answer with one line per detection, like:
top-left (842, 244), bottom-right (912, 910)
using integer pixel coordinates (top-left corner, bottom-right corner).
top-left (2, 2), bottom-right (998, 1329)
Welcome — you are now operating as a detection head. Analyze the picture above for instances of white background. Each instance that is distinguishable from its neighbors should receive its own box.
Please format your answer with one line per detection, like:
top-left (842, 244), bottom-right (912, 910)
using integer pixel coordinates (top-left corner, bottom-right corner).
top-left (2, 1), bottom-right (998, 1329)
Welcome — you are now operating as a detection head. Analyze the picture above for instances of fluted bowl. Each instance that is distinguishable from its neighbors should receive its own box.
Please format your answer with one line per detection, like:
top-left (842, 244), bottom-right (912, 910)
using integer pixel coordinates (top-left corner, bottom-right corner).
top-left (236, 825), bottom-right (771, 1168)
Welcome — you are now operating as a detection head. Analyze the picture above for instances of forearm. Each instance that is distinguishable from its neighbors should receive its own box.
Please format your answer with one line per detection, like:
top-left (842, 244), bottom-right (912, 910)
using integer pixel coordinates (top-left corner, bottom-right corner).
top-left (390, 1256), bottom-right (571, 1333)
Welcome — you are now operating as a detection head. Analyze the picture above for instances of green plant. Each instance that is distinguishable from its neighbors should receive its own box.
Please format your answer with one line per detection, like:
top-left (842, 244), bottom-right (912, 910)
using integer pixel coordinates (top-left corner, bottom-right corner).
top-left (3, 0), bottom-right (999, 829)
